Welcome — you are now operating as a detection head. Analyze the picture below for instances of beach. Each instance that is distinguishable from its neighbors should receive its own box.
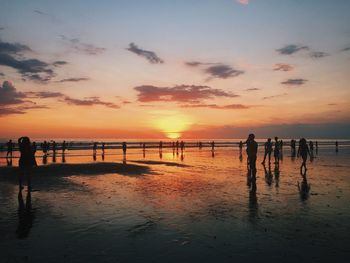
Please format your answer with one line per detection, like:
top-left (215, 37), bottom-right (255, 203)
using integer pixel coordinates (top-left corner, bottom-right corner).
top-left (0, 142), bottom-right (349, 262)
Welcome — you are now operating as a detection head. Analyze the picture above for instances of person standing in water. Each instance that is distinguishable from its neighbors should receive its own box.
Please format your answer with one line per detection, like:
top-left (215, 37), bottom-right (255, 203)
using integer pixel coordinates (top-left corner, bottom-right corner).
top-left (211, 141), bottom-right (215, 152)
top-left (297, 138), bottom-right (311, 174)
top-left (335, 141), bottom-right (339, 152)
top-left (122, 142), bottom-right (127, 155)
top-left (18, 137), bottom-right (36, 190)
top-left (246, 134), bottom-right (258, 174)
top-left (262, 138), bottom-right (273, 165)
top-left (274, 137), bottom-right (280, 166)
top-left (62, 140), bottom-right (67, 154)
top-left (93, 142), bottom-right (97, 155)
top-left (6, 139), bottom-right (14, 158)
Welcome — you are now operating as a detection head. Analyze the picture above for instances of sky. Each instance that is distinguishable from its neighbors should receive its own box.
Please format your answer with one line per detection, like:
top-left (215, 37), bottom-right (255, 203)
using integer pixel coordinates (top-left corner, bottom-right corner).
top-left (0, 0), bottom-right (350, 139)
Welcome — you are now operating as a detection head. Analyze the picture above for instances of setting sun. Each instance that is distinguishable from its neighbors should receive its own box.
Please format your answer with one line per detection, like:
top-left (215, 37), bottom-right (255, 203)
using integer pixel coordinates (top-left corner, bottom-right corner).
top-left (152, 111), bottom-right (192, 139)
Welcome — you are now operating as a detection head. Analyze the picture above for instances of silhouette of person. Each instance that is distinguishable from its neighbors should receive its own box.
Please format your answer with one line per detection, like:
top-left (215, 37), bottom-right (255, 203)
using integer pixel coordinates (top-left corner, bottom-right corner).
top-left (335, 141), bottom-right (339, 153)
top-left (309, 141), bottom-right (314, 157)
top-left (122, 142), bottom-right (127, 155)
top-left (274, 137), bottom-right (280, 166)
top-left (93, 142), bottom-right (97, 155)
top-left (239, 140), bottom-right (243, 152)
top-left (291, 139), bottom-right (296, 157)
top-left (102, 142), bottom-right (105, 154)
top-left (315, 141), bottom-right (318, 154)
top-left (246, 134), bottom-right (258, 174)
top-left (62, 140), bottom-right (67, 154)
top-left (42, 154), bottom-right (47, 165)
top-left (176, 140), bottom-right (179, 153)
top-left (62, 153), bottom-right (66, 163)
top-left (199, 141), bottom-right (202, 149)
top-left (159, 141), bottom-right (163, 152)
top-left (297, 138), bottom-right (311, 175)
top-left (211, 141), bottom-right (215, 152)
top-left (42, 140), bottom-right (48, 156)
top-left (52, 141), bottom-right (57, 154)
top-left (180, 141), bottom-right (185, 153)
top-left (262, 138), bottom-right (273, 164)
top-left (6, 139), bottom-right (13, 158)
top-left (18, 137), bottom-right (36, 190)
top-left (16, 183), bottom-right (34, 239)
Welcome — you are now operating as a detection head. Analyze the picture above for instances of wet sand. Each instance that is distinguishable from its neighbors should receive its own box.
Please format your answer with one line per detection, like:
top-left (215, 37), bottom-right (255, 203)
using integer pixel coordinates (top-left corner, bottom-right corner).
top-left (0, 146), bottom-right (349, 262)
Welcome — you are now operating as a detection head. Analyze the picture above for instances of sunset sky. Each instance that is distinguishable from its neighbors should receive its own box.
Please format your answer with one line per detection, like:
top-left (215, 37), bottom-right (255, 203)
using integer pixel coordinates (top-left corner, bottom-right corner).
top-left (1, 0), bottom-right (350, 139)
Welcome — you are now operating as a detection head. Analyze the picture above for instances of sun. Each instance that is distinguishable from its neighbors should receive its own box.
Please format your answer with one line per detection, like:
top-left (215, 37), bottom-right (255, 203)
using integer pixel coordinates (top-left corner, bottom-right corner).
top-left (152, 111), bottom-right (192, 139)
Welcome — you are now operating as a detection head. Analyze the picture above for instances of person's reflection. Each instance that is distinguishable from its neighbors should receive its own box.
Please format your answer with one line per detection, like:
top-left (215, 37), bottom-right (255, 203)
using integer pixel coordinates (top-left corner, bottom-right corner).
top-left (16, 184), bottom-right (34, 239)
top-left (101, 153), bottom-right (105, 161)
top-left (298, 170), bottom-right (310, 201)
top-left (93, 152), bottom-right (96, 161)
top-left (180, 152), bottom-right (184, 161)
top-left (6, 156), bottom-right (13, 166)
top-left (263, 163), bottom-right (273, 186)
top-left (239, 151), bottom-right (243, 162)
top-left (247, 168), bottom-right (258, 222)
top-left (274, 162), bottom-right (280, 188)
top-left (62, 153), bottom-right (66, 163)
top-left (143, 149), bottom-right (146, 159)
top-left (159, 151), bottom-right (163, 159)
top-left (42, 154), bottom-right (47, 165)
top-left (211, 150), bottom-right (215, 158)
top-left (123, 155), bottom-right (127, 165)
top-left (52, 152), bottom-right (56, 163)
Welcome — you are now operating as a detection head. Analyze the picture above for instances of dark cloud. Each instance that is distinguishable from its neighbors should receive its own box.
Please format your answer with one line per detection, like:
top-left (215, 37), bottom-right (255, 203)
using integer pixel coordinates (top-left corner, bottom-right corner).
top-left (0, 53), bottom-right (54, 82)
top-left (134, 85), bottom-right (238, 103)
top-left (276, 44), bottom-right (309, 55)
top-left (185, 61), bottom-right (244, 80)
top-left (60, 35), bottom-right (106, 55)
top-left (63, 96), bottom-right (119, 109)
top-left (309, 51), bottom-right (328, 58)
top-left (57, 77), bottom-right (89, 83)
top-left (126, 43), bottom-right (164, 64)
top-left (0, 107), bottom-right (25, 116)
top-left (341, 46), bottom-right (350, 52)
top-left (273, 63), bottom-right (293, 72)
top-left (181, 103), bottom-right (251, 109)
top-left (245, 88), bottom-right (260, 92)
top-left (205, 64), bottom-right (244, 79)
top-left (25, 91), bottom-right (64, 98)
top-left (0, 81), bottom-right (27, 105)
top-left (281, 79), bottom-right (307, 86)
top-left (262, 93), bottom-right (287, 100)
top-left (0, 40), bottom-right (31, 54)
top-left (53, 61), bottom-right (68, 66)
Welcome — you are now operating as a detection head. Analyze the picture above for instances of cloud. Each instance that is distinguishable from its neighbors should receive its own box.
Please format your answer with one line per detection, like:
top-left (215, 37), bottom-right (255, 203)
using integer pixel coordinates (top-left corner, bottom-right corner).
top-left (126, 43), bottom-right (164, 64)
top-left (0, 72), bottom-right (4, 77)
top-left (245, 88), bottom-right (260, 92)
top-left (273, 63), bottom-right (294, 72)
top-left (309, 51), bottom-right (328, 58)
top-left (276, 44), bottom-right (309, 55)
top-left (0, 53), bottom-right (54, 82)
top-left (60, 35), bottom-right (106, 55)
top-left (281, 78), bottom-right (307, 86)
top-left (0, 27), bottom-right (4, 31)
top-left (237, 0), bottom-right (249, 4)
top-left (25, 91), bottom-right (64, 98)
top-left (0, 40), bottom-right (32, 54)
top-left (53, 61), bottom-right (68, 66)
top-left (181, 103), bottom-right (251, 109)
top-left (341, 46), bottom-right (350, 52)
top-left (63, 96), bottom-right (119, 109)
top-left (262, 93), bottom-right (287, 100)
top-left (57, 77), bottom-right (89, 83)
top-left (185, 61), bottom-right (244, 80)
top-left (0, 81), bottom-right (27, 105)
top-left (134, 84), bottom-right (238, 103)
top-left (328, 103), bottom-right (337, 106)
top-left (34, 10), bottom-right (61, 23)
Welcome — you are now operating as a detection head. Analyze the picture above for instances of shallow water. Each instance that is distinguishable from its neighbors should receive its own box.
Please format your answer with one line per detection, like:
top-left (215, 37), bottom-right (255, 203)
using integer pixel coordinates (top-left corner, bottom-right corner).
top-left (0, 146), bottom-right (350, 262)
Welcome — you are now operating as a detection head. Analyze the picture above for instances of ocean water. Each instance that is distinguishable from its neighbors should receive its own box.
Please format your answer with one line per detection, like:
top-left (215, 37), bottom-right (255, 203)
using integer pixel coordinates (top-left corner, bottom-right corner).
top-left (0, 145), bottom-right (349, 262)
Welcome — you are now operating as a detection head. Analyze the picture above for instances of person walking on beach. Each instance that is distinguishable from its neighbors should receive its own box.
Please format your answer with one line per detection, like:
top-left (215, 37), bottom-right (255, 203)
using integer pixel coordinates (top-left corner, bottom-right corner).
top-left (309, 141), bottom-right (314, 155)
top-left (122, 142), bottom-right (127, 155)
top-left (42, 141), bottom-right (48, 156)
top-left (180, 141), bottom-right (185, 153)
top-left (159, 141), bottom-right (163, 152)
top-left (262, 138), bottom-right (273, 164)
top-left (297, 138), bottom-right (311, 174)
top-left (211, 141), bottom-right (215, 152)
top-left (6, 139), bottom-right (14, 158)
top-left (291, 139), bottom-right (296, 157)
top-left (246, 134), bottom-right (258, 174)
top-left (239, 141), bottom-right (243, 152)
top-left (101, 142), bottom-right (105, 154)
top-left (18, 137), bottom-right (36, 190)
top-left (274, 137), bottom-right (280, 165)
